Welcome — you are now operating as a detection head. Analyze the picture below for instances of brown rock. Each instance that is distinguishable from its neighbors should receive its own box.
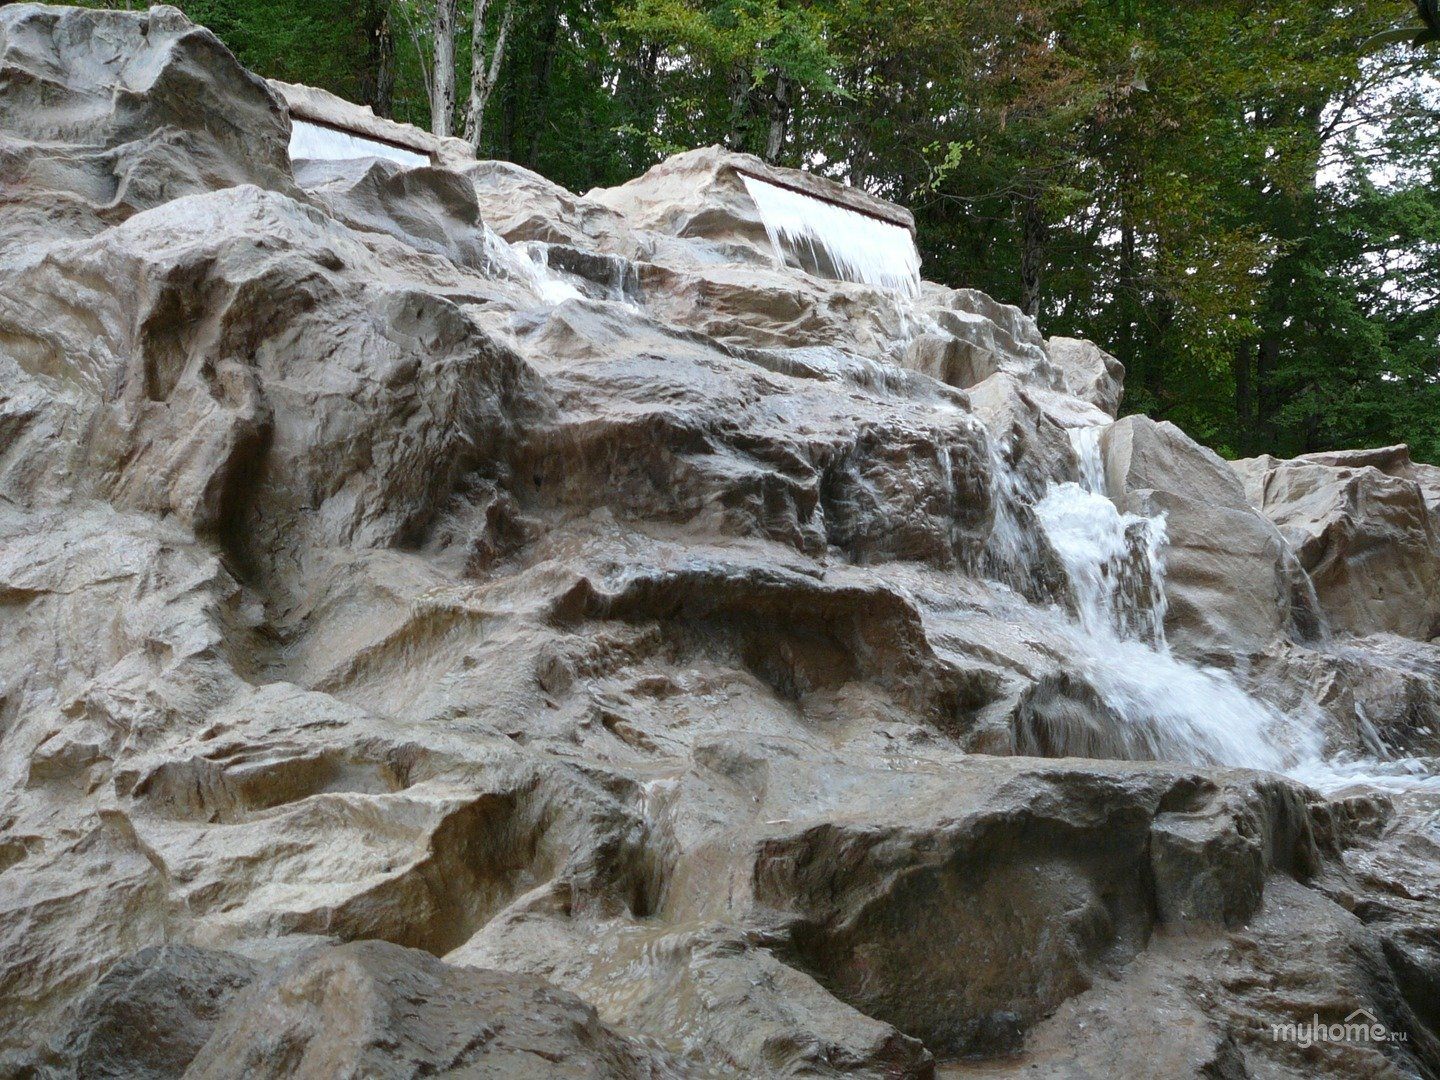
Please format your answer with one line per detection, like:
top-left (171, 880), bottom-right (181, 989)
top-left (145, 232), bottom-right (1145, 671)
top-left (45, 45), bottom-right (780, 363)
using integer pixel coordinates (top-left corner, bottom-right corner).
top-left (185, 940), bottom-right (682, 1078)
top-left (1233, 448), bottom-right (1440, 639)
top-left (1101, 415), bottom-right (1322, 654)
top-left (1, 8), bottom-right (1439, 1079)
top-left (0, 3), bottom-right (295, 253)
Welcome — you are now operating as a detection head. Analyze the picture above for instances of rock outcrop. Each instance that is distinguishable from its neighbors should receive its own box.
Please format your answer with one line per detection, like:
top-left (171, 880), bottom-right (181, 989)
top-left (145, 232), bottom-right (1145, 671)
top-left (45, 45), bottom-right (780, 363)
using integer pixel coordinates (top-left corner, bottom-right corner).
top-left (1101, 416), bottom-right (1323, 656)
top-left (1047, 335), bottom-right (1125, 417)
top-left (1235, 446), bottom-right (1440, 639)
top-left (1, 6), bottom-right (1439, 1079)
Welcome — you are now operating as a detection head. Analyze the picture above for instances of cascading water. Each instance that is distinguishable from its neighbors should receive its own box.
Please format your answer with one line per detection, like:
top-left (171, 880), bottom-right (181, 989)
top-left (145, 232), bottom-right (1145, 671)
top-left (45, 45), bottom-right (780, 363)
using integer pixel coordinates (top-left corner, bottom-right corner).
top-left (1034, 428), bottom-right (1167, 646)
top-left (1010, 428), bottom-right (1312, 773)
top-left (740, 174), bottom-right (922, 297)
top-left (1014, 426), bottom-right (1440, 791)
top-left (514, 241), bottom-right (639, 306)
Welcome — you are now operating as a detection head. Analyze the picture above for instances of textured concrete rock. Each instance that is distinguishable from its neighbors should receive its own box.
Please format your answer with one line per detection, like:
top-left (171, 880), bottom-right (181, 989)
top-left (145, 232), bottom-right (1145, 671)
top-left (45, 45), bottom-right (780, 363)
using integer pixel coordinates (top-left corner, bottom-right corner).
top-left (1, 6), bottom-right (1439, 1079)
top-left (1101, 416), bottom-right (1322, 655)
top-left (184, 940), bottom-right (681, 1078)
top-left (465, 159), bottom-right (643, 254)
top-left (0, 3), bottom-right (295, 254)
top-left (1234, 448), bottom-right (1440, 639)
top-left (587, 144), bottom-right (915, 257)
top-left (1255, 634), bottom-right (1440, 762)
top-left (1046, 335), bottom-right (1125, 417)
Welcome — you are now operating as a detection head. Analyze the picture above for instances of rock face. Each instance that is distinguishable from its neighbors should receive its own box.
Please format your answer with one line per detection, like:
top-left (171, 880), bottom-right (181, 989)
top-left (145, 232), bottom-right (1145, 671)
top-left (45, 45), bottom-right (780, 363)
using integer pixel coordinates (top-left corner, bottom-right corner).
top-left (1101, 415), bottom-right (1322, 656)
top-left (1235, 447), bottom-right (1440, 639)
top-left (1, 6), bottom-right (1439, 1079)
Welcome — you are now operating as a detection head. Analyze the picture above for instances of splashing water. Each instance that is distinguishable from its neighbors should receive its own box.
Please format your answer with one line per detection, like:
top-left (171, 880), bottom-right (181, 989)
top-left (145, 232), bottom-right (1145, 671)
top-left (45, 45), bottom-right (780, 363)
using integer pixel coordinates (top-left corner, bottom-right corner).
top-left (1008, 428), bottom-right (1317, 777)
top-left (473, 229), bottom-right (586, 305)
top-left (1033, 479), bottom-right (1166, 644)
top-left (288, 119), bottom-right (429, 169)
top-left (1013, 426), bottom-right (1440, 792)
top-left (741, 174), bottom-right (922, 297)
top-left (514, 241), bottom-right (638, 305)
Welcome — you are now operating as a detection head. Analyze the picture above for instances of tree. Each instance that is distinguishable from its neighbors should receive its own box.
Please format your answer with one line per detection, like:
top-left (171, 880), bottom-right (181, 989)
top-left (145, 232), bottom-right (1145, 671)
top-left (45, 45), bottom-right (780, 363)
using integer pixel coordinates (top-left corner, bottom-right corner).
top-left (463, 0), bottom-right (516, 148)
top-left (618, 0), bottom-right (840, 162)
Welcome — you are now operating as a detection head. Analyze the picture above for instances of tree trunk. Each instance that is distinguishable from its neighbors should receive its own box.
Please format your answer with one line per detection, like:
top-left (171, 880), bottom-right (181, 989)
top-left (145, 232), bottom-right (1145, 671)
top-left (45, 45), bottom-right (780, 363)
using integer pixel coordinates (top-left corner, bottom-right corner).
top-left (764, 74), bottom-right (790, 162)
top-left (1018, 188), bottom-right (1048, 320)
top-left (725, 67), bottom-right (749, 150)
top-left (1256, 332), bottom-right (1281, 446)
top-left (523, 6), bottom-right (559, 167)
top-left (431, 0), bottom-right (458, 137)
top-left (1232, 341), bottom-right (1254, 454)
top-left (1116, 208), bottom-right (1139, 385)
top-left (360, 0), bottom-right (394, 118)
top-left (464, 0), bottom-right (514, 150)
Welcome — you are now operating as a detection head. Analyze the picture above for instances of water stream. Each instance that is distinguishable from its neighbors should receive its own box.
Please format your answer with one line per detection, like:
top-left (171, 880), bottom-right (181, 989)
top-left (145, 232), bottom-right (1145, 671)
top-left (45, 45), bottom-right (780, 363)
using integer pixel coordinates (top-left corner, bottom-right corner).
top-left (741, 174), bottom-right (923, 297)
top-left (1025, 427), bottom-right (1438, 792)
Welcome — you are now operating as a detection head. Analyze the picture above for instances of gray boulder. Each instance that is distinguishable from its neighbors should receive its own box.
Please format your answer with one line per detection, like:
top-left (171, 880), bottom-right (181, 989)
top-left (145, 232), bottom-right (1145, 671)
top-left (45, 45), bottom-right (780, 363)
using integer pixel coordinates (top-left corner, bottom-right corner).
top-left (1234, 447), bottom-right (1440, 639)
top-left (1101, 416), bottom-right (1321, 655)
top-left (0, 2), bottom-right (295, 253)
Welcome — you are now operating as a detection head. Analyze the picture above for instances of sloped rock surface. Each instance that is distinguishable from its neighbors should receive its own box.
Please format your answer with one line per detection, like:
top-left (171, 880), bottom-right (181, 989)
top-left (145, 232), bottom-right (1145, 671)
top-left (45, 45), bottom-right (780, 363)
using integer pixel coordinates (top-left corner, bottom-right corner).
top-left (1046, 335), bottom-right (1125, 417)
top-left (2, 6), bottom-right (1440, 1079)
top-left (1101, 415), bottom-right (1322, 655)
top-left (1235, 448), bottom-right (1440, 639)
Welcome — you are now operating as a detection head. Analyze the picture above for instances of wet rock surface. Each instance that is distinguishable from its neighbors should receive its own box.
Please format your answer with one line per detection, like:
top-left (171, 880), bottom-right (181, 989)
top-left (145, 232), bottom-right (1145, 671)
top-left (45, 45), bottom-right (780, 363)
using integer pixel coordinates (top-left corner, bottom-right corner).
top-left (2, 6), bottom-right (1439, 1078)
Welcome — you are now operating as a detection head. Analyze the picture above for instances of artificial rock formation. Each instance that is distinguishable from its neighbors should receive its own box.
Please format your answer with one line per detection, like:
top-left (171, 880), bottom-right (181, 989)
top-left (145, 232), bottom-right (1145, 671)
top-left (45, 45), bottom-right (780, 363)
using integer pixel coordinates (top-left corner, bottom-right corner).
top-left (1235, 446), bottom-right (1440, 640)
top-left (1, 5), bottom-right (1439, 1079)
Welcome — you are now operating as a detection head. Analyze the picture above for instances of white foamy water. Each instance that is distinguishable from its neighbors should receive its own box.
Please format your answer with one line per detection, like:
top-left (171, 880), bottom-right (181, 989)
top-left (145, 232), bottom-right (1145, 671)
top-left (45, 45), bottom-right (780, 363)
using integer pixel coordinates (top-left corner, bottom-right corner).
top-left (1024, 428), bottom-right (1304, 771)
top-left (288, 119), bottom-right (429, 168)
top-left (1016, 425), bottom-right (1440, 792)
top-left (514, 241), bottom-right (637, 306)
top-left (741, 174), bottom-right (922, 297)
top-left (1034, 481), bottom-right (1165, 643)
top-left (469, 228), bottom-right (586, 305)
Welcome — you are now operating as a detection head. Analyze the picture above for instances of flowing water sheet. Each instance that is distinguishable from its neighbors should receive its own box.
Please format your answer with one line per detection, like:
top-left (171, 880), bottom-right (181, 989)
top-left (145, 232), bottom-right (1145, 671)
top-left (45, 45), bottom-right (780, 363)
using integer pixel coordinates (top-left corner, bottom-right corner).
top-left (741, 174), bottom-right (922, 296)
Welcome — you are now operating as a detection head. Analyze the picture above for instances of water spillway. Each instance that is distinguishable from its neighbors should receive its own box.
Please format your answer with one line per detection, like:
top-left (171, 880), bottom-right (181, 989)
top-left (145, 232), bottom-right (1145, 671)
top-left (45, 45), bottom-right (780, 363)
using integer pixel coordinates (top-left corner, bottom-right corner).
top-left (288, 119), bottom-right (430, 168)
top-left (741, 173), bottom-right (923, 297)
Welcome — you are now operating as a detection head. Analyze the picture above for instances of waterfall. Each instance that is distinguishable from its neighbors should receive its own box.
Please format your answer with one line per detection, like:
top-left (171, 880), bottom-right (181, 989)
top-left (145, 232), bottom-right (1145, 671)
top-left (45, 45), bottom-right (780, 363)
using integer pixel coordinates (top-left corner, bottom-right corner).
top-left (515, 241), bottom-right (639, 305)
top-left (1017, 427), bottom-right (1311, 774)
top-left (1034, 427), bottom-right (1167, 645)
top-left (469, 228), bottom-right (585, 305)
top-left (1014, 426), bottom-right (1440, 792)
top-left (740, 175), bottom-right (922, 297)
top-left (288, 119), bottom-right (429, 168)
